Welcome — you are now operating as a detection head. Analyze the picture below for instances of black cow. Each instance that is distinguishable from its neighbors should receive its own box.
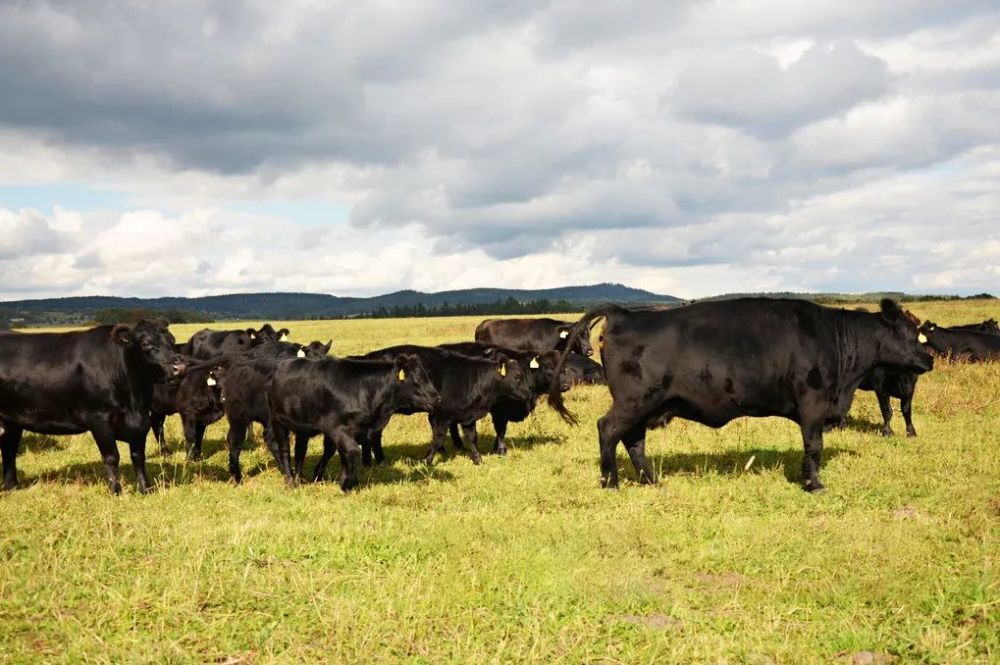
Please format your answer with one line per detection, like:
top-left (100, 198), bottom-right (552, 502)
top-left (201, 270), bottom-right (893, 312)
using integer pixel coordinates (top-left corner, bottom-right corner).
top-left (439, 342), bottom-right (567, 455)
top-left (0, 320), bottom-right (187, 494)
top-left (834, 368), bottom-right (919, 437)
top-left (918, 322), bottom-right (1000, 361)
top-left (182, 324), bottom-right (291, 360)
top-left (267, 355), bottom-right (440, 490)
top-left (207, 341), bottom-right (331, 483)
top-left (475, 317), bottom-right (594, 356)
top-left (950, 318), bottom-right (999, 334)
top-left (563, 353), bottom-right (606, 386)
top-left (355, 345), bottom-right (532, 465)
top-left (150, 339), bottom-right (331, 460)
top-left (150, 368), bottom-right (225, 461)
top-left (548, 299), bottom-right (933, 492)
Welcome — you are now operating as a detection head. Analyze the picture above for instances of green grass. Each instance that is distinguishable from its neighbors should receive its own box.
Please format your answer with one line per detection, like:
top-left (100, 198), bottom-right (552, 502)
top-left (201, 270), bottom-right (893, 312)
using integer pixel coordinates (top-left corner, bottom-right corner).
top-left (1, 301), bottom-right (998, 663)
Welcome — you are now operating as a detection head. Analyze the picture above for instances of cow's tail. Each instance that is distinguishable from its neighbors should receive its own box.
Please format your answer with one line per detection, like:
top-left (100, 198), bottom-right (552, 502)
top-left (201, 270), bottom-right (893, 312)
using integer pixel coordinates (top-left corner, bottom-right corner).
top-left (547, 305), bottom-right (622, 425)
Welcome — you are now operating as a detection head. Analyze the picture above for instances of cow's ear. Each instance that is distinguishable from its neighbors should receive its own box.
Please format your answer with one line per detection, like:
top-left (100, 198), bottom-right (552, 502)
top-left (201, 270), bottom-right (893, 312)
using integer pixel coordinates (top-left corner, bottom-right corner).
top-left (529, 356), bottom-right (540, 369)
top-left (879, 298), bottom-right (904, 325)
top-left (320, 340), bottom-right (332, 354)
top-left (246, 328), bottom-right (257, 339)
top-left (393, 355), bottom-right (409, 369)
top-left (111, 324), bottom-right (134, 348)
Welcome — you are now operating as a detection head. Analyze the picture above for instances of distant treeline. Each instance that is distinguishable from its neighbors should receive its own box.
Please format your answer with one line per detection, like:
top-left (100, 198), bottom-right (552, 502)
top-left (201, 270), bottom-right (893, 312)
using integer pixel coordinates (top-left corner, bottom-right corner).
top-left (356, 297), bottom-right (578, 319)
top-left (91, 308), bottom-right (214, 325)
top-left (701, 291), bottom-right (996, 305)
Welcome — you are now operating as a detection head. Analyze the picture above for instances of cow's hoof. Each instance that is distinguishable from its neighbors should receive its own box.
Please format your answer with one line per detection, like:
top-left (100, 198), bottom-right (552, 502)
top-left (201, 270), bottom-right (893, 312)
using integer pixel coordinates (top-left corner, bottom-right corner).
top-left (494, 447), bottom-right (507, 456)
top-left (3, 481), bottom-right (18, 491)
top-left (187, 454), bottom-right (202, 463)
top-left (470, 457), bottom-right (482, 466)
top-left (906, 430), bottom-right (917, 438)
top-left (805, 483), bottom-right (826, 494)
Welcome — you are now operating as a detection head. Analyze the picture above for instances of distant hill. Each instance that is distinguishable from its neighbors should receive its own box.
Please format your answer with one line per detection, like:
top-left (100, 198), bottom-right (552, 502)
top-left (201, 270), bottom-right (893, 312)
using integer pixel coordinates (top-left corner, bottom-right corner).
top-left (0, 283), bottom-right (681, 325)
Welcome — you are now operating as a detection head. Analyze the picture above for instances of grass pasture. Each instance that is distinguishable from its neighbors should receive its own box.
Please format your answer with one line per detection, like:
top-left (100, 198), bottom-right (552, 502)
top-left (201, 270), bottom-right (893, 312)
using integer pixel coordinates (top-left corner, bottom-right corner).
top-left (1, 301), bottom-right (998, 663)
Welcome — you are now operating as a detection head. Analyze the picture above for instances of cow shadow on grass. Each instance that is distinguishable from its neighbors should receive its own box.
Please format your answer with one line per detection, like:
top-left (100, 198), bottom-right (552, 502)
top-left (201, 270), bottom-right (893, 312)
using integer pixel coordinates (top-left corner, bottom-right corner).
top-left (20, 433), bottom-right (72, 453)
top-left (828, 415), bottom-right (887, 436)
top-left (642, 445), bottom-right (856, 485)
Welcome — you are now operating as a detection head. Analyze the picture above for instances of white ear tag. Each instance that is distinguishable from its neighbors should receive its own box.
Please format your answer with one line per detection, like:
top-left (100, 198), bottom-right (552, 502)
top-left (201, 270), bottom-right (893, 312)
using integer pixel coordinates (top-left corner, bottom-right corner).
top-left (280, 333), bottom-right (288, 341)
top-left (559, 330), bottom-right (570, 339)
top-left (206, 376), bottom-right (217, 386)
top-left (529, 357), bottom-right (540, 369)
top-left (917, 333), bottom-right (927, 344)
top-left (296, 348), bottom-right (306, 358)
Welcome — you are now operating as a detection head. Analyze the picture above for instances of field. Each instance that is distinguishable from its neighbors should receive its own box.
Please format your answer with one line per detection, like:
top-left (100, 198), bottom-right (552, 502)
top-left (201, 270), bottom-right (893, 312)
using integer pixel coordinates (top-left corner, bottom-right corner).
top-left (1, 300), bottom-right (998, 663)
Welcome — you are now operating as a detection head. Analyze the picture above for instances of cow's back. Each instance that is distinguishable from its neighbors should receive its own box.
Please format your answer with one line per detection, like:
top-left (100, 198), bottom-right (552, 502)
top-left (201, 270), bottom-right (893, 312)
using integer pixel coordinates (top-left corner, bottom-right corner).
top-left (0, 327), bottom-right (131, 430)
top-left (601, 300), bottom-right (835, 422)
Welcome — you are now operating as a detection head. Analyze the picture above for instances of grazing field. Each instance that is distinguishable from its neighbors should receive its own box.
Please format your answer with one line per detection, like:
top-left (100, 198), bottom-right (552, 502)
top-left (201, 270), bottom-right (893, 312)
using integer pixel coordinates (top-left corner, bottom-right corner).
top-left (1, 300), bottom-right (998, 664)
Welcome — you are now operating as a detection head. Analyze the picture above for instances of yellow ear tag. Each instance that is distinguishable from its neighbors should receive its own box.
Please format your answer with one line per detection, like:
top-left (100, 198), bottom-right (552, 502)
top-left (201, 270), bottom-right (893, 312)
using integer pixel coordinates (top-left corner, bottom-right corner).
top-left (499, 363), bottom-right (507, 377)
top-left (398, 368), bottom-right (406, 381)
top-left (250, 332), bottom-right (256, 339)
top-left (529, 357), bottom-right (540, 369)
top-left (559, 330), bottom-right (570, 339)
top-left (918, 333), bottom-right (928, 344)
top-left (206, 376), bottom-right (217, 386)
top-left (297, 348), bottom-right (306, 358)
top-left (280, 333), bottom-right (288, 341)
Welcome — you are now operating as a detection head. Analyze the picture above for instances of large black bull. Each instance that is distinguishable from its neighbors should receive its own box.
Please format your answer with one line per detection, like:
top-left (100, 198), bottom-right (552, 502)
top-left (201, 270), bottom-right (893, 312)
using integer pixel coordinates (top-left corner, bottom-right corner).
top-left (548, 298), bottom-right (933, 492)
top-left (0, 320), bottom-right (187, 494)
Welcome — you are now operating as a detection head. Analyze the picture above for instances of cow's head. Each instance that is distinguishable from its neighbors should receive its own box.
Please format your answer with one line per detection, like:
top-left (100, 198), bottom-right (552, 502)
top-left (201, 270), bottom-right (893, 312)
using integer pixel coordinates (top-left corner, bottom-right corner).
top-left (253, 324), bottom-right (290, 345)
top-left (556, 324), bottom-right (593, 357)
top-left (876, 299), bottom-right (933, 374)
top-left (305, 340), bottom-right (332, 358)
top-left (492, 353), bottom-right (533, 401)
top-left (112, 318), bottom-right (186, 377)
top-left (392, 354), bottom-right (440, 411)
top-left (984, 318), bottom-right (999, 334)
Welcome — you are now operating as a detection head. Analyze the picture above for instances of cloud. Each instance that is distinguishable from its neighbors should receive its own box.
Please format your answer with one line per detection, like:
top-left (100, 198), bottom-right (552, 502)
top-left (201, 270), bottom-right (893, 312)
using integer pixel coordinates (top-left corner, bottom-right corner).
top-left (0, 1), bottom-right (999, 299)
top-left (672, 41), bottom-right (891, 138)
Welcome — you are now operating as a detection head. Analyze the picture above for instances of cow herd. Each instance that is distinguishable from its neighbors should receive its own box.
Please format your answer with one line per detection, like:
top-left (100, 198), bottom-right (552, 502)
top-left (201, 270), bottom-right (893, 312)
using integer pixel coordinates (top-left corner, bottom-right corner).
top-left (0, 301), bottom-right (996, 495)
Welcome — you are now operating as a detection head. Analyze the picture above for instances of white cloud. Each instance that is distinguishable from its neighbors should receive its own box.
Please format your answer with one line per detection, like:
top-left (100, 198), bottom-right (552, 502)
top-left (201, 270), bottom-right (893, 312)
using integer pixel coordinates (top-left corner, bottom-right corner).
top-left (1, 1), bottom-right (999, 299)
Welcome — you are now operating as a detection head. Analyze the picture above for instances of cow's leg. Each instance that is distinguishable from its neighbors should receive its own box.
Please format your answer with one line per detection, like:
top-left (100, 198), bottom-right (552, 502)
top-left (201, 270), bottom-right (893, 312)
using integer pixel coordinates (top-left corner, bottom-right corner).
top-left (492, 417), bottom-right (508, 456)
top-left (91, 422), bottom-right (123, 495)
top-left (182, 415), bottom-right (202, 461)
top-left (226, 419), bottom-right (248, 484)
top-left (360, 429), bottom-right (373, 467)
top-left (293, 432), bottom-right (310, 480)
top-left (876, 391), bottom-right (894, 437)
top-left (799, 419), bottom-right (826, 493)
top-left (622, 423), bottom-right (656, 485)
top-left (1, 425), bottom-right (23, 490)
top-left (449, 423), bottom-right (465, 450)
top-left (596, 406), bottom-right (636, 489)
top-left (461, 422), bottom-right (482, 465)
top-left (330, 429), bottom-right (362, 492)
top-left (128, 433), bottom-right (151, 495)
top-left (901, 389), bottom-right (917, 438)
top-left (423, 418), bottom-right (448, 465)
top-left (370, 429), bottom-right (387, 466)
top-left (265, 421), bottom-right (294, 486)
top-left (313, 434), bottom-right (337, 482)
top-left (151, 414), bottom-right (169, 455)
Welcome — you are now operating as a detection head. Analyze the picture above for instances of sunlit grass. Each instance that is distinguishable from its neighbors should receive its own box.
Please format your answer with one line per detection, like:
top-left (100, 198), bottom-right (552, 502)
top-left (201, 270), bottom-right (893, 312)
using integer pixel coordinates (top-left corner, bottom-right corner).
top-left (1, 301), bottom-right (997, 663)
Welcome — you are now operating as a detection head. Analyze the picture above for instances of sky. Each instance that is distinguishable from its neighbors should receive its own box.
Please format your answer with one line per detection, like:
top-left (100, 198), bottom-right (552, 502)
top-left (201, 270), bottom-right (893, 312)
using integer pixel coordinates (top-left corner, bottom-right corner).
top-left (1, 1), bottom-right (998, 300)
